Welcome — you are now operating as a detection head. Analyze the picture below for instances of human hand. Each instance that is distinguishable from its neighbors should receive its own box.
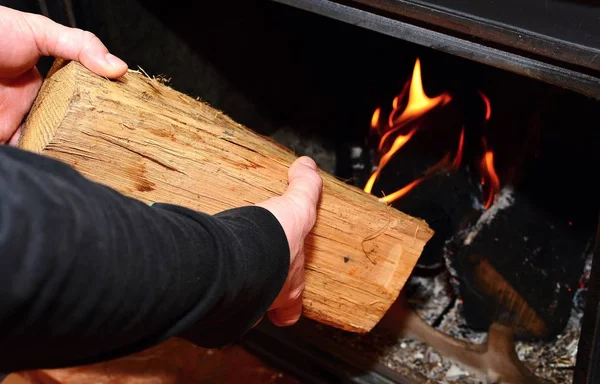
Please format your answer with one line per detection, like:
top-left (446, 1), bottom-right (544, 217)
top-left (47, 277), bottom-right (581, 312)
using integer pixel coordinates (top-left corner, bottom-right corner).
top-left (0, 6), bottom-right (128, 145)
top-left (256, 156), bottom-right (323, 326)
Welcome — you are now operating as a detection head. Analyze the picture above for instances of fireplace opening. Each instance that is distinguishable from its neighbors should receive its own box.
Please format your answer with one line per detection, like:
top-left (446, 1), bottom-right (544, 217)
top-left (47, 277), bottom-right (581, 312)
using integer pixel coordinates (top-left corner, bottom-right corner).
top-left (307, 54), bottom-right (599, 383)
top-left (28, 0), bottom-right (600, 382)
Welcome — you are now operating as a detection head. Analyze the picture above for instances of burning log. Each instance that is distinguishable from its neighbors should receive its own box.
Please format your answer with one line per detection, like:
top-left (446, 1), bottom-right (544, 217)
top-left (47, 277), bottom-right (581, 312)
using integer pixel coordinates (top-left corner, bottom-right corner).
top-left (444, 185), bottom-right (594, 340)
top-left (353, 58), bottom-right (482, 271)
top-left (380, 161), bottom-right (480, 270)
top-left (17, 59), bottom-right (434, 334)
top-left (442, 87), bottom-right (599, 341)
top-left (355, 57), bottom-right (598, 341)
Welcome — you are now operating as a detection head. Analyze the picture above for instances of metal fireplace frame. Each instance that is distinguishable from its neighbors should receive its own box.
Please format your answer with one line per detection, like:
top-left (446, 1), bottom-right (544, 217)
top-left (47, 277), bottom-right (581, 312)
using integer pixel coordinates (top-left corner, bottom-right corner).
top-left (270, 0), bottom-right (600, 101)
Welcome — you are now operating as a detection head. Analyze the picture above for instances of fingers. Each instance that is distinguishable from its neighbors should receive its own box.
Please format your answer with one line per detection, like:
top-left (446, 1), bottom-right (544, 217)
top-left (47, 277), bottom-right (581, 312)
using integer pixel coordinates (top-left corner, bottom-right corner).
top-left (0, 6), bottom-right (127, 78)
top-left (268, 247), bottom-right (306, 327)
top-left (0, 6), bottom-right (128, 142)
top-left (7, 124), bottom-right (22, 146)
top-left (23, 12), bottom-right (128, 78)
top-left (0, 68), bottom-right (42, 143)
top-left (268, 291), bottom-right (303, 327)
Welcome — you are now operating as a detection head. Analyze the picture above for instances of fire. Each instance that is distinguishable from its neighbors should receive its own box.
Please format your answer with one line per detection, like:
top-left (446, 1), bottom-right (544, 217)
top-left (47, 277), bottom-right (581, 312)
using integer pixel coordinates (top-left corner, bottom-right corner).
top-left (481, 150), bottom-right (500, 209)
top-left (379, 153), bottom-right (451, 204)
top-left (401, 58), bottom-right (451, 121)
top-left (363, 58), bottom-right (454, 202)
top-left (479, 91), bottom-right (492, 121)
top-left (379, 179), bottom-right (423, 204)
top-left (379, 59), bottom-right (451, 152)
top-left (370, 107), bottom-right (381, 130)
top-left (478, 92), bottom-right (500, 209)
top-left (363, 59), bottom-right (502, 209)
top-left (388, 80), bottom-right (410, 126)
top-left (451, 127), bottom-right (465, 171)
top-left (364, 128), bottom-right (417, 194)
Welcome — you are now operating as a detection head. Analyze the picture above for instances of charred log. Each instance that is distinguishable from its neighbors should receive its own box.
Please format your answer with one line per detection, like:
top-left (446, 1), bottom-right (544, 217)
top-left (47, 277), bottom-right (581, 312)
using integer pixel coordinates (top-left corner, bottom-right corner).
top-left (444, 86), bottom-right (600, 340)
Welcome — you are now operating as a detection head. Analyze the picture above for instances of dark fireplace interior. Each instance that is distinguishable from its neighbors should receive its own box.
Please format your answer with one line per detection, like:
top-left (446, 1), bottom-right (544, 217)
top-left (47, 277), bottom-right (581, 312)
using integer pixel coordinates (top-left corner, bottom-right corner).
top-left (7, 0), bottom-right (600, 382)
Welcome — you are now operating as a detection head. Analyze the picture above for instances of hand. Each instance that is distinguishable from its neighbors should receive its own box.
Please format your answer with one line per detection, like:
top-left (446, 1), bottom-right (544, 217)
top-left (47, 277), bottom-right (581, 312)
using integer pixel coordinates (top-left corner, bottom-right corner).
top-left (0, 6), bottom-right (128, 145)
top-left (257, 156), bottom-right (323, 326)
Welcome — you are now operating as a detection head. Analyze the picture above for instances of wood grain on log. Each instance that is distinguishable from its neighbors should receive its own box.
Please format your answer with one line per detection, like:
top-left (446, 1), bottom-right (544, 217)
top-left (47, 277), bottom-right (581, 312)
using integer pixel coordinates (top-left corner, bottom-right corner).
top-left (18, 59), bottom-right (434, 332)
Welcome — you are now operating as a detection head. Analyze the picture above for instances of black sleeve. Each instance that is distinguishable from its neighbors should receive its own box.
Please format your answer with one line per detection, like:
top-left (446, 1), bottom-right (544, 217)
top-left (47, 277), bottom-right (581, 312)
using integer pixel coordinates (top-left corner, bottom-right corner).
top-left (0, 145), bottom-right (290, 372)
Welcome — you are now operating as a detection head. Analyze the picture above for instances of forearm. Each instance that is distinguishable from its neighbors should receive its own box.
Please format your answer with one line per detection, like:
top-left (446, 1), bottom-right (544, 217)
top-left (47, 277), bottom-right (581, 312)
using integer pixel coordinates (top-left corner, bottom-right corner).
top-left (0, 146), bottom-right (289, 372)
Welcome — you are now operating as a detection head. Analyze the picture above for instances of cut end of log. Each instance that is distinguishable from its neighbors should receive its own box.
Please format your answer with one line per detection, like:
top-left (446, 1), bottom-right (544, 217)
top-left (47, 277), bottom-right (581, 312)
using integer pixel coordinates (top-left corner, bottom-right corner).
top-left (19, 60), bottom-right (434, 333)
top-left (19, 59), bottom-right (76, 153)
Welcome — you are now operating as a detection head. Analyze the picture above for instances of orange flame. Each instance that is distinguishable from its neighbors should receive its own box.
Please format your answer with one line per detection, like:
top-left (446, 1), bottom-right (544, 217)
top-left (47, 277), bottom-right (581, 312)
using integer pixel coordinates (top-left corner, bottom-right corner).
top-left (364, 127), bottom-right (417, 194)
top-left (379, 179), bottom-right (423, 204)
top-left (451, 127), bottom-right (465, 171)
top-left (388, 80), bottom-right (411, 126)
top-left (478, 91), bottom-right (499, 209)
top-left (364, 58), bottom-right (453, 197)
top-left (379, 153), bottom-right (451, 204)
top-left (481, 151), bottom-right (500, 209)
top-left (379, 58), bottom-right (451, 151)
top-left (479, 91), bottom-right (491, 121)
top-left (364, 60), bottom-right (501, 209)
top-left (371, 107), bottom-right (381, 130)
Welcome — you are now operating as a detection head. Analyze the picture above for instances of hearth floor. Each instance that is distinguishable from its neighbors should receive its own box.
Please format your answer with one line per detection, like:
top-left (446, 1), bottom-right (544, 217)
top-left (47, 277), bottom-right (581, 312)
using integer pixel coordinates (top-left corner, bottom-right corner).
top-left (300, 251), bottom-right (592, 384)
top-left (1, 345), bottom-right (299, 384)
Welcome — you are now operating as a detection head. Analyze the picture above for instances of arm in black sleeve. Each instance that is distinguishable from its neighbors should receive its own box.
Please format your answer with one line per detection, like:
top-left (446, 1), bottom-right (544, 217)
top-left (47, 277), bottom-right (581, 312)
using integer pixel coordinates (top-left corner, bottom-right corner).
top-left (0, 145), bottom-right (290, 372)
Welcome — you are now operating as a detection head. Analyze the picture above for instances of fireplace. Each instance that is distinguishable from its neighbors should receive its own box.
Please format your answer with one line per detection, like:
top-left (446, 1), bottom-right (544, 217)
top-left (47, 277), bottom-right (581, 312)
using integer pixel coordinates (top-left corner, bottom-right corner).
top-left (20, 0), bottom-right (600, 382)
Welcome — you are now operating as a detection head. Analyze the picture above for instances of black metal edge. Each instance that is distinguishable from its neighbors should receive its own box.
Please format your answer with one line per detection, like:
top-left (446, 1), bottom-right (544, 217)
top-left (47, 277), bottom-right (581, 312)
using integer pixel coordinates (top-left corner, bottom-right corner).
top-left (242, 322), bottom-right (417, 384)
top-left (343, 0), bottom-right (600, 75)
top-left (269, 0), bottom-right (600, 101)
top-left (573, 212), bottom-right (600, 384)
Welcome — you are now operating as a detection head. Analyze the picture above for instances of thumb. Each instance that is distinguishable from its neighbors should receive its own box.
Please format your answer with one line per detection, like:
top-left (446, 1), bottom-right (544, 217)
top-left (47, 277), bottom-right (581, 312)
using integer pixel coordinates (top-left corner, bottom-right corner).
top-left (256, 156), bottom-right (323, 246)
top-left (286, 156), bottom-right (322, 206)
top-left (282, 156), bottom-right (323, 236)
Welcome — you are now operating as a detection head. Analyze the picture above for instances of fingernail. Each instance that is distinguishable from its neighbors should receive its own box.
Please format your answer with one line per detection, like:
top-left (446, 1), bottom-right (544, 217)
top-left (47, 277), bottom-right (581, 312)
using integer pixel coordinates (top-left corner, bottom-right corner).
top-left (298, 157), bottom-right (317, 170)
top-left (105, 53), bottom-right (126, 69)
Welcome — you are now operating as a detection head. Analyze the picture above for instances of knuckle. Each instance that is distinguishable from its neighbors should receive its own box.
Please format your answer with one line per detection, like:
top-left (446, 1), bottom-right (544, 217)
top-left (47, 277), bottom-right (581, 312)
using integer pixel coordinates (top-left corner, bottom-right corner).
top-left (288, 284), bottom-right (305, 301)
top-left (315, 175), bottom-right (324, 191)
top-left (307, 171), bottom-right (323, 186)
top-left (81, 30), bottom-right (98, 45)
